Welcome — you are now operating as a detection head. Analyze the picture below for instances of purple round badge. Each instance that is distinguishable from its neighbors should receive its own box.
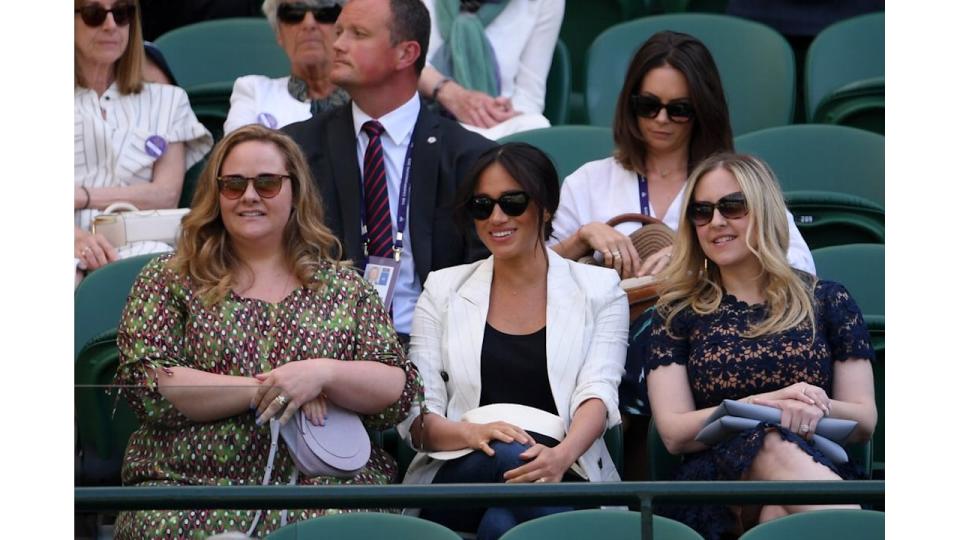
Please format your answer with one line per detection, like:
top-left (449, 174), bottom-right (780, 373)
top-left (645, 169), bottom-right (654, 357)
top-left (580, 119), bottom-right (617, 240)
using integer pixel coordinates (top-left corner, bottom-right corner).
top-left (257, 112), bottom-right (279, 129)
top-left (145, 135), bottom-right (167, 158)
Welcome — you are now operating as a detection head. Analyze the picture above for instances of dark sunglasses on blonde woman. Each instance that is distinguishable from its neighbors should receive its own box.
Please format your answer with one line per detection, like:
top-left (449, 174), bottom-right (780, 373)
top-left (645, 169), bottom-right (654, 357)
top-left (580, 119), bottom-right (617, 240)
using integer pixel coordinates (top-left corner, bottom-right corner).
top-left (467, 191), bottom-right (531, 220)
top-left (217, 175), bottom-right (289, 200)
top-left (75, 2), bottom-right (137, 27)
top-left (686, 192), bottom-right (748, 226)
top-left (277, 2), bottom-right (342, 24)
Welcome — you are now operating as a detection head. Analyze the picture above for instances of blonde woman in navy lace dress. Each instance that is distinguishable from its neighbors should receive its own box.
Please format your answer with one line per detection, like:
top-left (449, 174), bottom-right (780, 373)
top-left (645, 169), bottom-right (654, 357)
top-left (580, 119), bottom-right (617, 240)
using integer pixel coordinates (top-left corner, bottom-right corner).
top-left (646, 154), bottom-right (876, 540)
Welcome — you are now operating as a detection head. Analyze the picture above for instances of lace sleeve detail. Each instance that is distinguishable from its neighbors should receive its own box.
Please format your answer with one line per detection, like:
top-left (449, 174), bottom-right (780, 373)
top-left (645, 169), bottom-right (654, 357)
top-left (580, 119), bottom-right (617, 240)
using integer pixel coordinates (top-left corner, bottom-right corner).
top-left (647, 307), bottom-right (691, 370)
top-left (817, 280), bottom-right (875, 363)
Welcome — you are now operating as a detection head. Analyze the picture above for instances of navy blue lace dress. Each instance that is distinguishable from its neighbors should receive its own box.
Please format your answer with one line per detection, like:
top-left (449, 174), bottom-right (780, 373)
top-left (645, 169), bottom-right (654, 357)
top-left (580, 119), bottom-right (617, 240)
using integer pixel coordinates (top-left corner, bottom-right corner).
top-left (647, 279), bottom-right (874, 540)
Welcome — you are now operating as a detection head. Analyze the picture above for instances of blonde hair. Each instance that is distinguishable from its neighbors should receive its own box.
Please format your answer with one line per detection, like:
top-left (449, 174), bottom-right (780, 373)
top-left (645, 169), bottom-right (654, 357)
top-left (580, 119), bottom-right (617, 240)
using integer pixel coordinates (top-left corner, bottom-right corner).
top-left (656, 153), bottom-right (816, 339)
top-left (74, 0), bottom-right (145, 95)
top-left (169, 124), bottom-right (343, 305)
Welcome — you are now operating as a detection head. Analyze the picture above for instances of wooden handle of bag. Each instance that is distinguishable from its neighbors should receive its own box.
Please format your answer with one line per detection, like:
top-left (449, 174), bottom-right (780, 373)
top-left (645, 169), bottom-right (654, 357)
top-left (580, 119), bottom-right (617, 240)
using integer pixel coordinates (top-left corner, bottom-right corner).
top-left (606, 213), bottom-right (664, 228)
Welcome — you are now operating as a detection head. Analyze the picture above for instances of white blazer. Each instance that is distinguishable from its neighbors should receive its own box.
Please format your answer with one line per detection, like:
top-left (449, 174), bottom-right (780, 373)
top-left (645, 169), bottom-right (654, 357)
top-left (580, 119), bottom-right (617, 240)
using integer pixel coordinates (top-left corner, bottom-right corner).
top-left (398, 249), bottom-right (628, 486)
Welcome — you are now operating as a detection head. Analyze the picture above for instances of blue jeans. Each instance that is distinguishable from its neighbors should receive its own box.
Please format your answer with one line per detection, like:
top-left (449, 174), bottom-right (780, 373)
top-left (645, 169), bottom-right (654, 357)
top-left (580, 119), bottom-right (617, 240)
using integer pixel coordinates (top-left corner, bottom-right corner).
top-left (419, 441), bottom-right (576, 540)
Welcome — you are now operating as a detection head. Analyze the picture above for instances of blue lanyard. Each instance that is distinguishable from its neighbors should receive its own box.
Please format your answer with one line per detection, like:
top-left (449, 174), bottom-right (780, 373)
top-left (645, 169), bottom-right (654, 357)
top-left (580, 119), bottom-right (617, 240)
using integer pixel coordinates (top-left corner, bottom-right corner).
top-left (358, 130), bottom-right (416, 262)
top-left (636, 174), bottom-right (651, 216)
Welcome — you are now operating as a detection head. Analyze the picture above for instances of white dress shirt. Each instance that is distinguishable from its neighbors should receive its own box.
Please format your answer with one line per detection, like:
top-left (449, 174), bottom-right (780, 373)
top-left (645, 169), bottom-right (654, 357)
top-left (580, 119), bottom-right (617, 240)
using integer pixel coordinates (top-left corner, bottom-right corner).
top-left (352, 93), bottom-right (423, 334)
top-left (550, 157), bottom-right (817, 275)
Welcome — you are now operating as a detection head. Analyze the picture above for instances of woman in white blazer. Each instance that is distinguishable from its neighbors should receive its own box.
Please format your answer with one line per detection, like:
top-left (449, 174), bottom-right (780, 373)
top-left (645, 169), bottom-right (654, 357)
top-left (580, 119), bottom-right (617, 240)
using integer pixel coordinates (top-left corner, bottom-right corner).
top-left (398, 143), bottom-right (628, 540)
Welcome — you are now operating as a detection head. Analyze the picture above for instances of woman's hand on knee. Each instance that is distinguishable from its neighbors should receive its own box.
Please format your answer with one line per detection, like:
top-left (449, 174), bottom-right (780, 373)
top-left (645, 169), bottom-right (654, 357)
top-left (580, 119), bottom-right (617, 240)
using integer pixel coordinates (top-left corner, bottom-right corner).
top-left (754, 397), bottom-right (825, 440)
top-left (503, 444), bottom-right (574, 484)
top-left (464, 421), bottom-right (533, 457)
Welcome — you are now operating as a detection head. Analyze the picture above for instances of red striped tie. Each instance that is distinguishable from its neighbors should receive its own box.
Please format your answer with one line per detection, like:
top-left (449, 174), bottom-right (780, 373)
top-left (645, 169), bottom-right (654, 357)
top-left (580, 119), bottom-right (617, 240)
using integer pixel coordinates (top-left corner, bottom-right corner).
top-left (361, 120), bottom-right (392, 258)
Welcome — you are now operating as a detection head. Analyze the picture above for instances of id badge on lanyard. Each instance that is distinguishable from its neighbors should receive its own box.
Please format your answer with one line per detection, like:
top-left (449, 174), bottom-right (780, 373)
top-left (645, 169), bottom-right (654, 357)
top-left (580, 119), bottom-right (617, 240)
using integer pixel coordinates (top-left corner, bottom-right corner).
top-left (364, 256), bottom-right (401, 309)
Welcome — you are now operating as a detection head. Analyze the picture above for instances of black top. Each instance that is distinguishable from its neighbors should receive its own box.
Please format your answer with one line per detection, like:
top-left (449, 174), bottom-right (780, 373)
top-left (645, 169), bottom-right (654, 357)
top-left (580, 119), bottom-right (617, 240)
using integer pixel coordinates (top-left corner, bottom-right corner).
top-left (479, 323), bottom-right (557, 415)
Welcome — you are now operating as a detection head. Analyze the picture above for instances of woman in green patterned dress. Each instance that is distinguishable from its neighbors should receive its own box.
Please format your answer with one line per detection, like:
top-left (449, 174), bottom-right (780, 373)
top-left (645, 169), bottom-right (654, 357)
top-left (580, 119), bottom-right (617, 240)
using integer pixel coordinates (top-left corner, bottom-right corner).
top-left (113, 124), bottom-right (423, 539)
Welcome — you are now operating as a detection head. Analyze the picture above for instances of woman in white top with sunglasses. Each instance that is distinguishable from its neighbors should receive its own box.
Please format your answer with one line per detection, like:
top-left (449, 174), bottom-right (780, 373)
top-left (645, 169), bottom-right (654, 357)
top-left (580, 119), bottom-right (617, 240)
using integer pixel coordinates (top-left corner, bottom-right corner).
top-left (74, 0), bottom-right (211, 285)
top-left (550, 31), bottom-right (814, 279)
top-left (400, 143), bottom-right (626, 540)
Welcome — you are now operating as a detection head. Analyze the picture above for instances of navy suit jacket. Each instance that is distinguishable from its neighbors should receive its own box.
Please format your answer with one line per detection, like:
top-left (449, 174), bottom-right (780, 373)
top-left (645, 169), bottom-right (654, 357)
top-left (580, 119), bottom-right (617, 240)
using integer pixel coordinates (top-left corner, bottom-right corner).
top-left (284, 100), bottom-right (494, 285)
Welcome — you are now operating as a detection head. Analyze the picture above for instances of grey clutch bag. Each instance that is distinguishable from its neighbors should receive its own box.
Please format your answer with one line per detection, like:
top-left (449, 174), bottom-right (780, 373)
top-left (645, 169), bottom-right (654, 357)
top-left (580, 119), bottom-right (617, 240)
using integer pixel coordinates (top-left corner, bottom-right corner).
top-left (694, 399), bottom-right (858, 464)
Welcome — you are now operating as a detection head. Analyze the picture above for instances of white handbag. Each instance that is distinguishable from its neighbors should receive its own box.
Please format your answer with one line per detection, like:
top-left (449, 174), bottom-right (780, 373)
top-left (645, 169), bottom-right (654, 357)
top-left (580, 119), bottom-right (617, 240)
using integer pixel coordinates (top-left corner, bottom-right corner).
top-left (91, 202), bottom-right (188, 248)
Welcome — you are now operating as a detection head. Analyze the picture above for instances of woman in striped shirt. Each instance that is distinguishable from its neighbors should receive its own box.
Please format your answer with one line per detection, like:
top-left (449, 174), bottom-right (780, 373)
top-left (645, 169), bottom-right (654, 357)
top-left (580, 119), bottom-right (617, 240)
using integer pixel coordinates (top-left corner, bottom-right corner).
top-left (74, 0), bottom-right (212, 285)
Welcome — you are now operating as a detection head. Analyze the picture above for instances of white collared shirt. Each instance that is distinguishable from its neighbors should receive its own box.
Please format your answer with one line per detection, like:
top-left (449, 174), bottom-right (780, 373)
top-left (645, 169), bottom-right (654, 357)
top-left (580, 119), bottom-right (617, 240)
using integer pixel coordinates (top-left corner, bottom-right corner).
top-left (352, 93), bottom-right (423, 334)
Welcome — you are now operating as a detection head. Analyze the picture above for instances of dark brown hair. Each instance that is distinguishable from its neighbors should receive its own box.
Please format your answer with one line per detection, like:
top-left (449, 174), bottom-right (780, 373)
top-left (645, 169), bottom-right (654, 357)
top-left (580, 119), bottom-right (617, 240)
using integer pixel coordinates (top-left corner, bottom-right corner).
top-left (612, 30), bottom-right (733, 174)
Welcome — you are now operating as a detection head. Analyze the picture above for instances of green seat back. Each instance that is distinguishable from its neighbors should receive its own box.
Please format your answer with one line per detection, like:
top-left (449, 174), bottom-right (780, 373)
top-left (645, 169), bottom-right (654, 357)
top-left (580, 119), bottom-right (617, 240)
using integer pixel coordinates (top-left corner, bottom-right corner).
top-left (500, 509), bottom-right (704, 540)
top-left (736, 125), bottom-right (884, 249)
top-left (75, 330), bottom-right (138, 466)
top-left (179, 155), bottom-right (209, 208)
top-left (811, 244), bottom-right (884, 317)
top-left (266, 512), bottom-right (461, 540)
top-left (603, 423), bottom-right (625, 478)
top-left (739, 509), bottom-right (884, 540)
top-left (585, 14), bottom-right (795, 135)
top-left (544, 39), bottom-right (572, 126)
top-left (498, 125), bottom-right (614, 182)
top-left (75, 254), bottom-right (156, 359)
top-left (647, 418), bottom-right (682, 481)
top-left (805, 12), bottom-right (884, 128)
top-left (154, 18), bottom-right (289, 90)
top-left (812, 243), bottom-right (884, 475)
top-left (560, 0), bottom-right (628, 96)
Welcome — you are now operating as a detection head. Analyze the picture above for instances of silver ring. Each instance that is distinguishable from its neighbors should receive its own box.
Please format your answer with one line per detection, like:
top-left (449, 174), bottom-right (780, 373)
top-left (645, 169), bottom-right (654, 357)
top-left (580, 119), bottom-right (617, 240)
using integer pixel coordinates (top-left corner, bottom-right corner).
top-left (274, 395), bottom-right (289, 407)
top-left (536, 478), bottom-right (547, 483)
top-left (612, 251), bottom-right (622, 259)
top-left (799, 424), bottom-right (810, 434)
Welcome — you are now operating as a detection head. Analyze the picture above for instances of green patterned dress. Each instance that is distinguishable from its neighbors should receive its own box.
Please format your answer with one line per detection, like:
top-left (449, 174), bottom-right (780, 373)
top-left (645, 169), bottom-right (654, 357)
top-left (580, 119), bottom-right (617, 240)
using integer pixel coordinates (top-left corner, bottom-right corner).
top-left (113, 254), bottom-right (423, 539)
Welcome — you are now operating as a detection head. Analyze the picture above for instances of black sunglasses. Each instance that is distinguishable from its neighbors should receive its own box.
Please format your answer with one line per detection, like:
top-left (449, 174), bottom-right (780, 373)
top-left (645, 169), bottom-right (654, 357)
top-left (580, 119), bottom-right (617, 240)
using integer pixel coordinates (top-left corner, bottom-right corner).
top-left (75, 2), bottom-right (137, 27)
top-left (467, 191), bottom-right (531, 220)
top-left (217, 175), bottom-right (290, 200)
top-left (277, 2), bottom-right (342, 24)
top-left (631, 94), bottom-right (694, 123)
top-left (687, 192), bottom-right (748, 226)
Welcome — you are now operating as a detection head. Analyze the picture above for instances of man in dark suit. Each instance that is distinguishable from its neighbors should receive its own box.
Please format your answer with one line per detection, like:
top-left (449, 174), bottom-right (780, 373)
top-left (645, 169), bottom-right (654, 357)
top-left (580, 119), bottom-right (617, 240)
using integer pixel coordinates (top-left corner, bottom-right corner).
top-left (284, 0), bottom-right (494, 340)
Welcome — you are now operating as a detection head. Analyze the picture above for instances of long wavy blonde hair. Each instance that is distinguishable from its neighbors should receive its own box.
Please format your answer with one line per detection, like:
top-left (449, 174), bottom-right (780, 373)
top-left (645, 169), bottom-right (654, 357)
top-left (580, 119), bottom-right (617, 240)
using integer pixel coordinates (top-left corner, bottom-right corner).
top-left (656, 153), bottom-right (816, 339)
top-left (169, 124), bottom-right (343, 305)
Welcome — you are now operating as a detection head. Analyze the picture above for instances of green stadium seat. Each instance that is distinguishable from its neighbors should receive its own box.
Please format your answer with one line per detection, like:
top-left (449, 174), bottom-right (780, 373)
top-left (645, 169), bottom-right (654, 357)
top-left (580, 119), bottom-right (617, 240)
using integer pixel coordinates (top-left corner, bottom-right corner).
top-left (179, 155), bottom-right (208, 208)
top-left (155, 18), bottom-right (290, 142)
top-left (585, 14), bottom-right (795, 135)
top-left (500, 509), bottom-right (704, 540)
top-left (805, 12), bottom-right (884, 134)
top-left (75, 329), bottom-right (137, 485)
top-left (74, 254), bottom-right (157, 359)
top-left (154, 18), bottom-right (289, 89)
top-left (811, 243), bottom-right (884, 475)
top-left (735, 125), bottom-right (884, 249)
top-left (265, 512), bottom-right (461, 540)
top-left (544, 39), bottom-right (572, 126)
top-left (739, 509), bottom-right (884, 540)
top-left (498, 125), bottom-right (614, 182)
top-left (75, 255), bottom-right (156, 484)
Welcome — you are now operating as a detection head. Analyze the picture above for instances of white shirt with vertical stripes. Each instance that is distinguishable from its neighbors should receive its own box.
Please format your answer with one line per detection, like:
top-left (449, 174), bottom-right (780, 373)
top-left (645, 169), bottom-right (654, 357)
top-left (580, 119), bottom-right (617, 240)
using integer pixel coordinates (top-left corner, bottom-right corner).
top-left (74, 82), bottom-right (212, 259)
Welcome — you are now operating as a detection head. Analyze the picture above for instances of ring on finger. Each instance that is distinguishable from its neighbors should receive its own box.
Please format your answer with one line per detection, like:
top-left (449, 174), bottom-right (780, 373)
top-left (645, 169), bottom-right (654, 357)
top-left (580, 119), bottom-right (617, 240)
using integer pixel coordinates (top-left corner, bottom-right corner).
top-left (535, 478), bottom-right (547, 483)
top-left (612, 251), bottom-right (622, 259)
top-left (274, 395), bottom-right (289, 407)
top-left (799, 424), bottom-right (810, 434)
